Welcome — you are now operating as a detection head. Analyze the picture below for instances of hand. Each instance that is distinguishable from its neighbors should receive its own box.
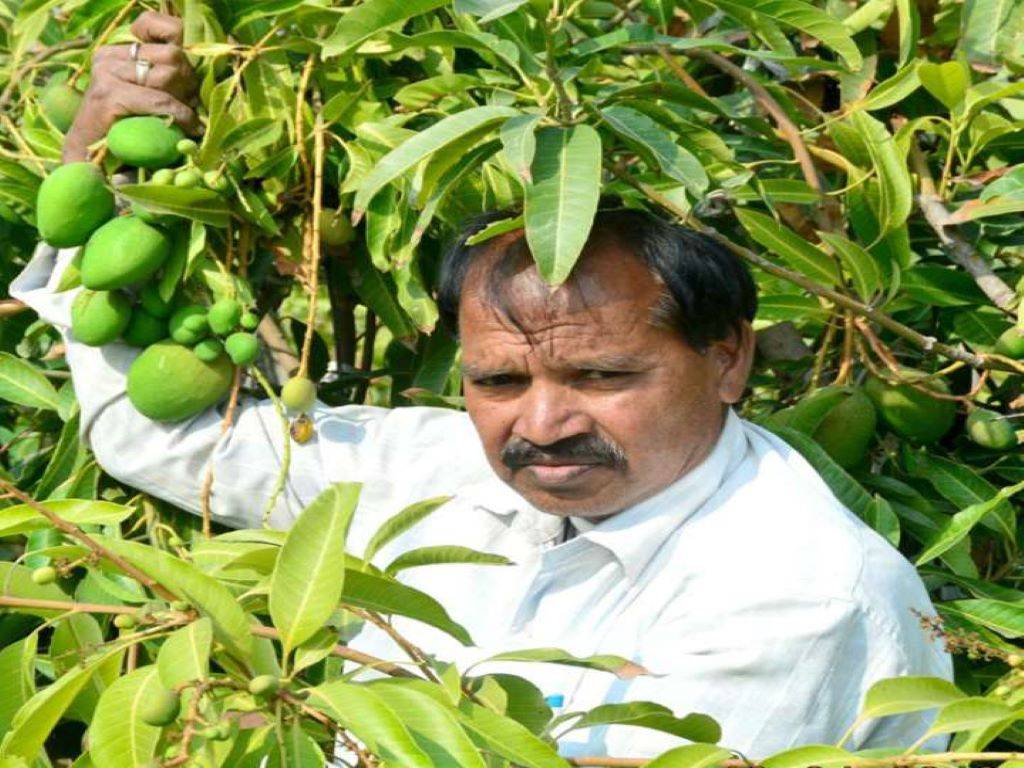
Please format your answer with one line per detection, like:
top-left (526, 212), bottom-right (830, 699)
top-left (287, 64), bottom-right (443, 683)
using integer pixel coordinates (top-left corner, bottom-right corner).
top-left (62, 11), bottom-right (200, 164)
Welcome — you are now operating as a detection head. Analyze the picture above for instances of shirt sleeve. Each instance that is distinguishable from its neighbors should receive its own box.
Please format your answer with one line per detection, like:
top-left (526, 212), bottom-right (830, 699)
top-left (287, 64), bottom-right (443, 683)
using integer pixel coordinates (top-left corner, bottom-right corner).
top-left (9, 242), bottom-right (482, 530)
top-left (608, 594), bottom-right (950, 760)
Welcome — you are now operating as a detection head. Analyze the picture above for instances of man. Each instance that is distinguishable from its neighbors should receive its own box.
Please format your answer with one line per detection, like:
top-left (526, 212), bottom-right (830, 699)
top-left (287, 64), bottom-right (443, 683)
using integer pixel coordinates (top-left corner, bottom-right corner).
top-left (12, 11), bottom-right (951, 760)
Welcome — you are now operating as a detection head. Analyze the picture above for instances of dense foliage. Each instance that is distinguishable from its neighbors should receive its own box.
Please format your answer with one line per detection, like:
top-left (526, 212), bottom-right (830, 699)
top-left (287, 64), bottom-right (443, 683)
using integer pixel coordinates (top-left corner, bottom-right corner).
top-left (1, 0), bottom-right (1024, 764)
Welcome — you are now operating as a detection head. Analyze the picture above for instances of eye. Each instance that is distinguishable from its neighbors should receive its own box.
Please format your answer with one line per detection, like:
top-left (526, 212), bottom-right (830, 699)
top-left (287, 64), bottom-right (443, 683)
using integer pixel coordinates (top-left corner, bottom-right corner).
top-left (472, 373), bottom-right (526, 388)
top-left (579, 369), bottom-right (631, 381)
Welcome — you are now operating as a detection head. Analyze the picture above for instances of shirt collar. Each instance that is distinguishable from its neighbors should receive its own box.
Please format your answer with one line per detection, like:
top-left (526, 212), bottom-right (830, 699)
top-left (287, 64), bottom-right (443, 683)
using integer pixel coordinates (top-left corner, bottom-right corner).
top-left (568, 409), bottom-right (749, 583)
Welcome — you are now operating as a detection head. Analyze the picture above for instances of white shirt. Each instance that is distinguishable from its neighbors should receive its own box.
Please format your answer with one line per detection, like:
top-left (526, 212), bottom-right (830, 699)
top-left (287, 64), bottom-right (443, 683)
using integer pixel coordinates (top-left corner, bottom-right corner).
top-left (12, 244), bottom-right (952, 759)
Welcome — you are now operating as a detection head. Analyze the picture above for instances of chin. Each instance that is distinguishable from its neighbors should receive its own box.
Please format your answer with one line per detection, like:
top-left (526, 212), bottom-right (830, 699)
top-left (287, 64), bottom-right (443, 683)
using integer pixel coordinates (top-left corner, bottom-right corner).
top-left (517, 486), bottom-right (624, 519)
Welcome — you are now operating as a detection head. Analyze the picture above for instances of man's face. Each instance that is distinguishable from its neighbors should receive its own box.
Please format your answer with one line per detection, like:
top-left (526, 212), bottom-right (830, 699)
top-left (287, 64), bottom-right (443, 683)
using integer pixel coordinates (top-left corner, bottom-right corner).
top-left (459, 237), bottom-right (753, 519)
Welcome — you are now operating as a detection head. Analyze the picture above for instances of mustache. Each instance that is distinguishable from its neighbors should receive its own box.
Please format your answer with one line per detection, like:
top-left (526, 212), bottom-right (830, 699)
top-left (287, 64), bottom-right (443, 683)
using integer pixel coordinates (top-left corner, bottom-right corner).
top-left (501, 433), bottom-right (628, 471)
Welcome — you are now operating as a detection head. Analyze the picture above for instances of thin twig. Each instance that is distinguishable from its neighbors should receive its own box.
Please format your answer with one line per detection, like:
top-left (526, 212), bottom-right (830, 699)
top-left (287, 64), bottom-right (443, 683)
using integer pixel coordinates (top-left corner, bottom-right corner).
top-left (0, 300), bottom-right (29, 318)
top-left (250, 624), bottom-right (417, 678)
top-left (299, 96), bottom-right (325, 379)
top-left (199, 366), bottom-right (244, 538)
top-left (0, 479), bottom-right (176, 601)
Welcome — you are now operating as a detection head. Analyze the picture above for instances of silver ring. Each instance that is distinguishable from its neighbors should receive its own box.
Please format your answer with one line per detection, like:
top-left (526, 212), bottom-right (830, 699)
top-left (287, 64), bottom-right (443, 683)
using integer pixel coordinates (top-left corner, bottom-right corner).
top-left (134, 58), bottom-right (152, 86)
top-left (129, 41), bottom-right (140, 61)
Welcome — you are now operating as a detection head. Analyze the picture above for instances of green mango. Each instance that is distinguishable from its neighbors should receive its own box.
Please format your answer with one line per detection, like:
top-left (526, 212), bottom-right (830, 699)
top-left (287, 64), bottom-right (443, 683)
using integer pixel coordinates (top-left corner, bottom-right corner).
top-left (193, 338), bottom-right (224, 362)
top-left (169, 305), bottom-right (208, 345)
top-left (127, 341), bottom-right (234, 422)
top-left (40, 78), bottom-right (82, 133)
top-left (224, 332), bottom-right (258, 366)
top-left (208, 298), bottom-right (241, 335)
top-left (811, 387), bottom-right (877, 468)
top-left (139, 688), bottom-right (180, 727)
top-left (864, 368), bottom-right (956, 444)
top-left (71, 289), bottom-right (131, 346)
top-left (966, 408), bottom-right (1018, 451)
top-left (36, 163), bottom-right (115, 248)
top-left (107, 116), bottom-right (185, 169)
top-left (995, 327), bottom-right (1024, 360)
top-left (281, 376), bottom-right (316, 412)
top-left (140, 283), bottom-right (174, 318)
top-left (81, 215), bottom-right (171, 290)
top-left (122, 308), bottom-right (168, 347)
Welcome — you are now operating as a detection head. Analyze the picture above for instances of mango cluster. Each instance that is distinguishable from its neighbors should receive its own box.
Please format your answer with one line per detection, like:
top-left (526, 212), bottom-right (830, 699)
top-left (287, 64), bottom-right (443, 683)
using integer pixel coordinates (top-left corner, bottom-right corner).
top-left (39, 116), bottom-right (260, 423)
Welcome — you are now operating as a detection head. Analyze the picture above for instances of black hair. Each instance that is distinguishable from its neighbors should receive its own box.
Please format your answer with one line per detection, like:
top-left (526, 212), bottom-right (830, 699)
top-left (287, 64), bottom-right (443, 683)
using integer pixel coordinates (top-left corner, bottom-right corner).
top-left (436, 204), bottom-right (757, 353)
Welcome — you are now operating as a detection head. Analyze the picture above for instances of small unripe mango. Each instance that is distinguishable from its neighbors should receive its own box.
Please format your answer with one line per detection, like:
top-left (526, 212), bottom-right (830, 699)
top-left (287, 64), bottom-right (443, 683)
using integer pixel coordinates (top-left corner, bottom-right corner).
top-left (240, 311), bottom-right (259, 331)
top-left (127, 341), bottom-right (235, 422)
top-left (71, 289), bottom-right (131, 346)
top-left (281, 376), bottom-right (316, 412)
top-left (864, 369), bottom-right (956, 444)
top-left (122, 308), bottom-right (167, 347)
top-left (107, 116), bottom-right (184, 169)
top-left (203, 170), bottom-right (229, 192)
top-left (140, 688), bottom-right (180, 727)
top-left (140, 283), bottom-right (174, 319)
top-left (31, 566), bottom-right (57, 585)
top-left (224, 332), bottom-right (258, 366)
top-left (40, 79), bottom-right (83, 133)
top-left (193, 338), bottom-right (224, 362)
top-left (967, 409), bottom-right (1018, 451)
top-left (81, 216), bottom-right (172, 290)
top-left (995, 327), bottom-right (1024, 360)
top-left (811, 387), bottom-right (877, 469)
top-left (319, 210), bottom-right (355, 246)
top-left (113, 613), bottom-right (137, 630)
top-left (176, 138), bottom-right (198, 156)
top-left (150, 168), bottom-right (176, 186)
top-left (174, 169), bottom-right (202, 188)
top-left (208, 298), bottom-right (241, 336)
top-left (169, 305), bottom-right (208, 345)
top-left (36, 163), bottom-right (115, 248)
top-left (248, 675), bottom-right (280, 697)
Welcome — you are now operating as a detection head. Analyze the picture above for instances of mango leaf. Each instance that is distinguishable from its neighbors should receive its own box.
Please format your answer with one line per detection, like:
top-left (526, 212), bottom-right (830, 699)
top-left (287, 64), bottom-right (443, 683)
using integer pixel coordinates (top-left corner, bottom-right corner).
top-left (0, 650), bottom-right (119, 761)
top-left (88, 666), bottom-right (162, 767)
top-left (0, 562), bottom-right (70, 616)
top-left (524, 125), bottom-right (603, 285)
top-left (269, 483), bottom-right (360, 655)
top-left (858, 677), bottom-right (966, 720)
top-left (736, 209), bottom-right (839, 285)
top-left (363, 496), bottom-right (453, 562)
top-left (568, 702), bottom-right (721, 743)
top-left (342, 568), bottom-right (473, 646)
top-left (959, 0), bottom-right (1024, 67)
top-left (157, 618), bottom-right (213, 688)
top-left (384, 545), bottom-right (512, 577)
top-left (916, 481), bottom-right (1024, 566)
top-left (0, 499), bottom-right (133, 538)
top-left (353, 106), bottom-right (518, 218)
top-left (707, 0), bottom-right (862, 69)
top-left (762, 745), bottom-right (858, 768)
top-left (817, 232), bottom-right (884, 300)
top-left (307, 681), bottom-right (433, 768)
top-left (116, 185), bottom-right (230, 227)
top-left (321, 0), bottom-right (449, 57)
top-left (848, 111), bottom-right (912, 235)
top-left (927, 697), bottom-right (1015, 736)
top-left (456, 698), bottom-right (570, 768)
top-left (647, 744), bottom-right (733, 768)
top-left (944, 599), bottom-right (1024, 638)
top-left (474, 647), bottom-right (643, 678)
top-left (919, 61), bottom-right (970, 110)
top-left (0, 636), bottom-right (36, 739)
top-left (366, 680), bottom-right (487, 768)
top-left (500, 114), bottom-right (541, 183)
top-left (599, 105), bottom-right (708, 194)
top-left (0, 352), bottom-right (60, 410)
top-left (98, 537), bottom-right (253, 662)
top-left (455, 0), bottom-right (530, 21)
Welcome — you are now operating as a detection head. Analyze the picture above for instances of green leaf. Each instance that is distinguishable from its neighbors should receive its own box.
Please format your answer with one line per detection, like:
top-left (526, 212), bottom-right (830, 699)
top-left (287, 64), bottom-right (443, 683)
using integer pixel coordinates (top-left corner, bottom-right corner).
top-left (321, 0), bottom-right (449, 57)
top-left (98, 537), bottom-right (254, 662)
top-left (157, 618), bottom-right (213, 688)
top-left (927, 697), bottom-right (1014, 735)
top-left (457, 697), bottom-right (570, 767)
top-left (817, 232), bottom-right (884, 300)
top-left (599, 106), bottom-right (708, 195)
top-left (474, 647), bottom-right (642, 677)
top-left (116, 185), bottom-right (230, 227)
top-left (307, 681), bottom-right (433, 768)
top-left (465, 215), bottom-right (525, 247)
top-left (367, 680), bottom-right (487, 768)
top-left (0, 499), bottom-right (133, 538)
top-left (0, 562), bottom-right (71, 616)
top-left (848, 111), bottom-right (912, 235)
top-left (858, 677), bottom-right (966, 720)
top-left (500, 114), bottom-right (541, 183)
top-left (363, 496), bottom-right (452, 562)
top-left (959, 0), bottom-right (1024, 67)
top-left (943, 599), bottom-right (1024, 638)
top-left (707, 0), bottom-right (862, 69)
top-left (570, 702), bottom-right (721, 743)
top-left (0, 353), bottom-right (60, 410)
top-left (269, 483), bottom-right (361, 655)
top-left (647, 744), bottom-right (733, 768)
top-left (916, 481), bottom-right (1024, 566)
top-left (0, 636), bottom-right (36, 739)
top-left (342, 568), bottom-right (474, 646)
top-left (0, 650), bottom-right (119, 761)
top-left (384, 545), bottom-right (513, 576)
top-left (762, 746), bottom-right (857, 768)
top-left (736, 209), bottom-right (839, 285)
top-left (353, 106), bottom-right (518, 218)
top-left (455, 0), bottom-right (530, 22)
top-left (524, 125), bottom-right (603, 285)
top-left (88, 666), bottom-right (162, 767)
top-left (919, 61), bottom-right (970, 110)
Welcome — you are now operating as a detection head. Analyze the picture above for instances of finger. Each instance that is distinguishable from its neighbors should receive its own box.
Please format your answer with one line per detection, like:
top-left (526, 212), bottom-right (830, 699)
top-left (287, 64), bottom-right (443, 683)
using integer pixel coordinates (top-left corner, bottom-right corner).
top-left (108, 61), bottom-right (197, 102)
top-left (110, 82), bottom-right (200, 135)
top-left (94, 42), bottom-right (186, 68)
top-left (130, 11), bottom-right (183, 45)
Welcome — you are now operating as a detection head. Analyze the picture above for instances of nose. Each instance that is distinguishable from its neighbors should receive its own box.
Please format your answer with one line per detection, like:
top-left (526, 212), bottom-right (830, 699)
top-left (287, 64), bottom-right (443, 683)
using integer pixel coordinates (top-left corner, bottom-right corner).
top-left (512, 379), bottom-right (592, 447)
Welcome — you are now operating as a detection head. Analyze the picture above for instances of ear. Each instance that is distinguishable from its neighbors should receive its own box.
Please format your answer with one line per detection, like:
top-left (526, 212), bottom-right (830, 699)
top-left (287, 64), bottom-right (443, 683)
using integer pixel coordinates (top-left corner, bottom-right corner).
top-left (709, 322), bottom-right (755, 404)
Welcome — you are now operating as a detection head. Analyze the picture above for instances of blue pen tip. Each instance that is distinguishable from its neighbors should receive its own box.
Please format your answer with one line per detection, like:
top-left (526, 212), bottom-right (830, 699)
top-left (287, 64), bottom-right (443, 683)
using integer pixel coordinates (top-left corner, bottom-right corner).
top-left (545, 694), bottom-right (565, 707)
